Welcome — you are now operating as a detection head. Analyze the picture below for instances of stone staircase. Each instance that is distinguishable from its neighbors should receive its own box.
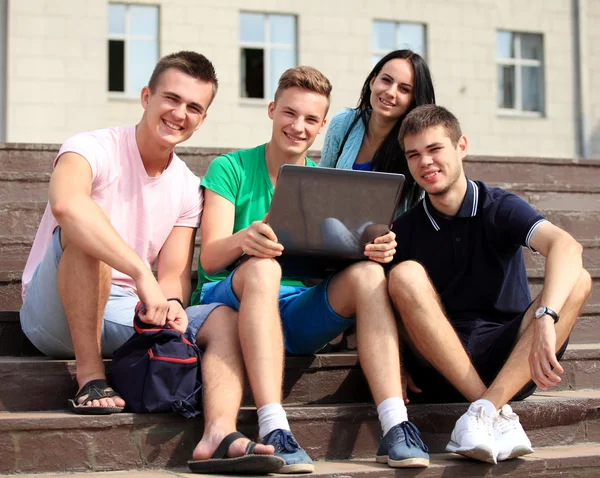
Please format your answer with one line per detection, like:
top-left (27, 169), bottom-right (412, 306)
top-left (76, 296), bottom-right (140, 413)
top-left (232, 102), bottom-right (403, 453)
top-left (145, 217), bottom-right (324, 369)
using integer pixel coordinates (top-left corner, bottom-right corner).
top-left (0, 143), bottom-right (599, 476)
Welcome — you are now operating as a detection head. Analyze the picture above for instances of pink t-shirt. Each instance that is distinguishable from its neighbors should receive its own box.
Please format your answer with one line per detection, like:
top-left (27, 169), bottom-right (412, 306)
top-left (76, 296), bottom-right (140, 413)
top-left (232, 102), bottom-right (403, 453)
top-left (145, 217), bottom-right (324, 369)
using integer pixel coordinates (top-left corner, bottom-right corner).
top-left (22, 126), bottom-right (202, 298)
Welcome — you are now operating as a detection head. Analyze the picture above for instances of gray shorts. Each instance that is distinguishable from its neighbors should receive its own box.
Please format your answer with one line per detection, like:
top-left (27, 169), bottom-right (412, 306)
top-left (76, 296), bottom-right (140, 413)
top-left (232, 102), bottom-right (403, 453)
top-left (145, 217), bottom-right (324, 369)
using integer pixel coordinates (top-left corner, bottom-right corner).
top-left (20, 227), bottom-right (223, 358)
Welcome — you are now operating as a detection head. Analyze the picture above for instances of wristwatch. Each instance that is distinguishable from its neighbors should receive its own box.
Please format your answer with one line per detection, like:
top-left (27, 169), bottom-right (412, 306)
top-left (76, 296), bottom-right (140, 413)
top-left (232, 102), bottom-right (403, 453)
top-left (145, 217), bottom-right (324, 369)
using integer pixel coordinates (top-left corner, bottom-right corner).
top-left (534, 306), bottom-right (560, 323)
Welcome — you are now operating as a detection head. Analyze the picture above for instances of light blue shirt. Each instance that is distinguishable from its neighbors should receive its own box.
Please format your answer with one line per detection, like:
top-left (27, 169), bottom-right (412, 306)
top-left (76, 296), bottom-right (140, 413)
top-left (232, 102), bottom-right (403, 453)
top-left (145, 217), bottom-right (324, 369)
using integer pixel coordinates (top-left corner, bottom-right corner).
top-left (320, 108), bottom-right (418, 217)
top-left (320, 108), bottom-right (364, 169)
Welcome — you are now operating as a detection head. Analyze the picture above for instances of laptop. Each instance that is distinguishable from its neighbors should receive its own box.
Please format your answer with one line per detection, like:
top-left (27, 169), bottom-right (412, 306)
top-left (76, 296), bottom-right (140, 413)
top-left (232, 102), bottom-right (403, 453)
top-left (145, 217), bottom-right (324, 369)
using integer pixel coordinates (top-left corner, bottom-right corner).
top-left (267, 165), bottom-right (405, 277)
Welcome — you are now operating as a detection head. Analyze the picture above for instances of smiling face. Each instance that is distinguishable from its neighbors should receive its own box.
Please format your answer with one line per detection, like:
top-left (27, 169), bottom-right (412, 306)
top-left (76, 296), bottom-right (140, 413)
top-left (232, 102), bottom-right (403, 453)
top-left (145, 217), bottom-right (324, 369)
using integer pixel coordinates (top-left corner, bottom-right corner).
top-left (268, 86), bottom-right (328, 159)
top-left (369, 58), bottom-right (415, 122)
top-left (140, 67), bottom-right (214, 147)
top-left (403, 125), bottom-right (468, 196)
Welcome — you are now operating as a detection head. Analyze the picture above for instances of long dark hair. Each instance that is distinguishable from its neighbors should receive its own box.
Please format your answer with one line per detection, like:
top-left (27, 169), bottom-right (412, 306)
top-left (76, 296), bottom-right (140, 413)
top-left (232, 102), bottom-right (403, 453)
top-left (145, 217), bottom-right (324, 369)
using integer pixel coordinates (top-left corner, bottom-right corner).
top-left (356, 49), bottom-right (435, 209)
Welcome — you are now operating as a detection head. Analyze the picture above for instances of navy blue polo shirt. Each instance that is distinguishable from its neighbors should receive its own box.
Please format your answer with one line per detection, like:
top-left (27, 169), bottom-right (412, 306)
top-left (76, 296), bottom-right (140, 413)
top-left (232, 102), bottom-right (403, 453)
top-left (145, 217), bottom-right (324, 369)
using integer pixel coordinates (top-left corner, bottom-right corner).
top-left (391, 179), bottom-right (546, 323)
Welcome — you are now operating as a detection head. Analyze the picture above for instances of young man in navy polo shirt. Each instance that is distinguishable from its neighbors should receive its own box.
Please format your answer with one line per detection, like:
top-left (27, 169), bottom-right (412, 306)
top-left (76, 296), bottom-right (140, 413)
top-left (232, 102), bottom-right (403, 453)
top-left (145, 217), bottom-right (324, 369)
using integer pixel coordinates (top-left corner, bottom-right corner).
top-left (388, 105), bottom-right (591, 464)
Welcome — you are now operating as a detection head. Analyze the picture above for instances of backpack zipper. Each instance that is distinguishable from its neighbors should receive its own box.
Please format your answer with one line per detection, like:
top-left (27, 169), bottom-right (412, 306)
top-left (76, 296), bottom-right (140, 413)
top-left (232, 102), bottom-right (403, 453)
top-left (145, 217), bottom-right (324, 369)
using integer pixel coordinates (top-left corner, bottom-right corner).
top-left (148, 348), bottom-right (197, 364)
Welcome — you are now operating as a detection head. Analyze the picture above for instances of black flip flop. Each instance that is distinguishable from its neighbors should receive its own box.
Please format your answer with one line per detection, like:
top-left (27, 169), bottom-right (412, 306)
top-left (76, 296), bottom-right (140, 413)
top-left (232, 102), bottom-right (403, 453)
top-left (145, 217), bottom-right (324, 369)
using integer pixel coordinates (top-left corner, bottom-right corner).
top-left (188, 431), bottom-right (284, 474)
top-left (68, 378), bottom-right (125, 415)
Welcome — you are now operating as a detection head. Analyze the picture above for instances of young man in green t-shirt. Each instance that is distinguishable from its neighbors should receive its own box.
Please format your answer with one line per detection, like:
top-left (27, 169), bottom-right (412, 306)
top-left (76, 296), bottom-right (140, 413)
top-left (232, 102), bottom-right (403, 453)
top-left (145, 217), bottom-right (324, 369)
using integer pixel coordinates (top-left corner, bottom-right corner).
top-left (189, 66), bottom-right (430, 472)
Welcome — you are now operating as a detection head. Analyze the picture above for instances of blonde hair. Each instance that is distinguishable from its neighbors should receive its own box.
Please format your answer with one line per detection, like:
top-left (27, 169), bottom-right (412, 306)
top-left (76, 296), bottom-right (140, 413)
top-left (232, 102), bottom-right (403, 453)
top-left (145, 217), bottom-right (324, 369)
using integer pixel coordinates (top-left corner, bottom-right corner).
top-left (274, 66), bottom-right (332, 113)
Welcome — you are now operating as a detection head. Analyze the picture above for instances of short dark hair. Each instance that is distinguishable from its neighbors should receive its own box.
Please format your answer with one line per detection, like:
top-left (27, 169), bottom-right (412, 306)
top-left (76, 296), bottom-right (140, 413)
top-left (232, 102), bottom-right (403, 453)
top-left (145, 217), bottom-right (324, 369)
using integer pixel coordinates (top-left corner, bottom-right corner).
top-left (148, 51), bottom-right (218, 99)
top-left (274, 66), bottom-right (332, 114)
top-left (398, 105), bottom-right (463, 151)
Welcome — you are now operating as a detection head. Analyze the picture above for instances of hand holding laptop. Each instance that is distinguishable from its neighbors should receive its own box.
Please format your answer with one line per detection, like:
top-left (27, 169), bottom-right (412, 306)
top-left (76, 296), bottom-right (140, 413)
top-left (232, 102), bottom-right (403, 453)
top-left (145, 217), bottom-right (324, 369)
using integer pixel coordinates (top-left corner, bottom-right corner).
top-left (241, 214), bottom-right (283, 258)
top-left (364, 230), bottom-right (397, 264)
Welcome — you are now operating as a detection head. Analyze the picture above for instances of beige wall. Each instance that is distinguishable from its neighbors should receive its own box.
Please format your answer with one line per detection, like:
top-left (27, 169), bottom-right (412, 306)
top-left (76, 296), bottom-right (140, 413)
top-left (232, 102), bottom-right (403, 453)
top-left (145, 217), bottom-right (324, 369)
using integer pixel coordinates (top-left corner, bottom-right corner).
top-left (0, 0), bottom-right (7, 142)
top-left (7, 0), bottom-right (108, 143)
top-left (586, 0), bottom-right (600, 158)
top-left (4, 0), bottom-right (596, 158)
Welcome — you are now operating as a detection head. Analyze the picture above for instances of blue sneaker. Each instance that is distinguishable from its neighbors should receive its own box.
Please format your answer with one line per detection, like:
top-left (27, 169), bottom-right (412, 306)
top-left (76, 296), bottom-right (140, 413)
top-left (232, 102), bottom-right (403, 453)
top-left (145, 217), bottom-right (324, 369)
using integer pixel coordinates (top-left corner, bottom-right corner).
top-left (376, 421), bottom-right (430, 468)
top-left (261, 429), bottom-right (314, 474)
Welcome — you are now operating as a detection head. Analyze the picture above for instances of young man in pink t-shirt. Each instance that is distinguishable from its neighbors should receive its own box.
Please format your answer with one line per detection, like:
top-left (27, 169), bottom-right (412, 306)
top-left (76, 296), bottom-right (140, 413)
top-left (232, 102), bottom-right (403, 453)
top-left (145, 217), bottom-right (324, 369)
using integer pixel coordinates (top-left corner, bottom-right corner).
top-left (20, 51), bottom-right (284, 474)
top-left (20, 51), bottom-right (215, 403)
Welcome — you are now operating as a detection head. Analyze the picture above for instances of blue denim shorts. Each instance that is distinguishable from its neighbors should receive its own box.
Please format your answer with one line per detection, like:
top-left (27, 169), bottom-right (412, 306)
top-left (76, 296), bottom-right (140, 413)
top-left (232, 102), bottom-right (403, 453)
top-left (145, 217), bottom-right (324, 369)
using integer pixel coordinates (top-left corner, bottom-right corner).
top-left (20, 227), bottom-right (221, 358)
top-left (199, 270), bottom-right (355, 355)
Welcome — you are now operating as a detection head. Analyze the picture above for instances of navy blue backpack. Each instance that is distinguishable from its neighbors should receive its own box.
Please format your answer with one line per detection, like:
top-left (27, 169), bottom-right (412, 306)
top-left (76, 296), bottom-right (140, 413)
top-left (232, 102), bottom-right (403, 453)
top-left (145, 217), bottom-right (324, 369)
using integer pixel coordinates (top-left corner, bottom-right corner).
top-left (111, 302), bottom-right (202, 417)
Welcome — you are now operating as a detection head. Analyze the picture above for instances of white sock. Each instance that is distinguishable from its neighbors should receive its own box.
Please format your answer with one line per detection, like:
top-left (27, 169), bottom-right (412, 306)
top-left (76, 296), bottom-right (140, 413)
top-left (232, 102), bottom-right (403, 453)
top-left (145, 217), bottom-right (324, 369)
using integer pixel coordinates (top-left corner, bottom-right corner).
top-left (257, 403), bottom-right (290, 440)
top-left (472, 399), bottom-right (498, 418)
top-left (377, 397), bottom-right (408, 436)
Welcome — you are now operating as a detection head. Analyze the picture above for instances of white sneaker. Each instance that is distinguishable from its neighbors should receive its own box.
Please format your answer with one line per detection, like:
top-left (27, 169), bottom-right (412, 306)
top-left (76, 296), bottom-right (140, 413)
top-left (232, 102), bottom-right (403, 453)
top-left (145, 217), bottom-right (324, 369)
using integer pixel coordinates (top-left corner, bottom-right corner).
top-left (494, 404), bottom-right (534, 461)
top-left (446, 403), bottom-right (499, 464)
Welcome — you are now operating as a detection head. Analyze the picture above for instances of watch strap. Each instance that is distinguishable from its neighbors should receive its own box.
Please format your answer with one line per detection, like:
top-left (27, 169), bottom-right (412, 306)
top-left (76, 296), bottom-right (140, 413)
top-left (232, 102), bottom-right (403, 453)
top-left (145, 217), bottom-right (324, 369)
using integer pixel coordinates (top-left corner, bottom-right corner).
top-left (538, 306), bottom-right (559, 323)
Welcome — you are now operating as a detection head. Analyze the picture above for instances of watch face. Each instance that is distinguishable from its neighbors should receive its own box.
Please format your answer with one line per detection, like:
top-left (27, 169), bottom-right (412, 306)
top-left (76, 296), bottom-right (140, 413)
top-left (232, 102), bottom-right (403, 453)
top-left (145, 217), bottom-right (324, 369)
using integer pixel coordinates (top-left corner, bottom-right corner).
top-left (535, 307), bottom-right (546, 318)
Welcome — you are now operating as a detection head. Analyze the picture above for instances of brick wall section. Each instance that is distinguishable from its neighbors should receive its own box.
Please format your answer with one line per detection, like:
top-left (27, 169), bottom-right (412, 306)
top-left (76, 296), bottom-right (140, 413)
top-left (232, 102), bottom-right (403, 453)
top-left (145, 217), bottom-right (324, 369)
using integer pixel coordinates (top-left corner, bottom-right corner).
top-left (5, 0), bottom-right (597, 158)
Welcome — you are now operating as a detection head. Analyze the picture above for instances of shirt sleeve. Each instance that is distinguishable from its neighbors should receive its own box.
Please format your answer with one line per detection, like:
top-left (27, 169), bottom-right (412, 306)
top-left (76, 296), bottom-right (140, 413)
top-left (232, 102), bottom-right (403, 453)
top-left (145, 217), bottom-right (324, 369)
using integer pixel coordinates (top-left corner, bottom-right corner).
top-left (491, 193), bottom-right (546, 251)
top-left (320, 109), bottom-right (352, 168)
top-left (175, 172), bottom-right (202, 228)
top-left (54, 131), bottom-right (110, 181)
top-left (200, 153), bottom-right (241, 205)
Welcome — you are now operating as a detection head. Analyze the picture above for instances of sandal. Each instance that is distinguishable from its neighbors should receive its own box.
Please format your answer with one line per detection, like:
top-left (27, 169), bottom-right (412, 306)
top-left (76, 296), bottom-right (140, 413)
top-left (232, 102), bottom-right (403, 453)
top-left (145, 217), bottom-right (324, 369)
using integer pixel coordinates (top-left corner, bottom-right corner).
top-left (188, 431), bottom-right (285, 474)
top-left (68, 378), bottom-right (125, 415)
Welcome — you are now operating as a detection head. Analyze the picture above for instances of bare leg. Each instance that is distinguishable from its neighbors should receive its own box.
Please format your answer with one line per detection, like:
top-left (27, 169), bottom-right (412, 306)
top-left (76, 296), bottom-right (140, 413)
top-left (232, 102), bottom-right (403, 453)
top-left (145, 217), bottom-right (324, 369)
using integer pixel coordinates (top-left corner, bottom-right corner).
top-left (327, 261), bottom-right (402, 405)
top-left (232, 258), bottom-right (284, 408)
top-left (57, 230), bottom-right (123, 408)
top-left (483, 269), bottom-right (592, 407)
top-left (388, 261), bottom-right (487, 402)
top-left (192, 306), bottom-right (274, 459)
top-left (329, 262), bottom-right (431, 468)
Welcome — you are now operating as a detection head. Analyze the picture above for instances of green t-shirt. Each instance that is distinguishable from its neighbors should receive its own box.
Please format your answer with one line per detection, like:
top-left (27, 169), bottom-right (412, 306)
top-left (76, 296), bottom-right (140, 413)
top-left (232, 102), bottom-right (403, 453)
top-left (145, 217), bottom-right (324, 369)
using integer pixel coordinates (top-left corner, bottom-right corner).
top-left (191, 144), bottom-right (316, 305)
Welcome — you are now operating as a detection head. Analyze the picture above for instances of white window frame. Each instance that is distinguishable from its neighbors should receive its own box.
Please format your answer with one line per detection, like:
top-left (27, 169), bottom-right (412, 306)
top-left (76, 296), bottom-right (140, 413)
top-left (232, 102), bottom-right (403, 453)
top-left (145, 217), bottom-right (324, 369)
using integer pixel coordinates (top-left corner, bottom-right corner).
top-left (372, 20), bottom-right (427, 65)
top-left (108, 3), bottom-right (159, 98)
top-left (496, 31), bottom-right (544, 117)
top-left (239, 12), bottom-right (297, 103)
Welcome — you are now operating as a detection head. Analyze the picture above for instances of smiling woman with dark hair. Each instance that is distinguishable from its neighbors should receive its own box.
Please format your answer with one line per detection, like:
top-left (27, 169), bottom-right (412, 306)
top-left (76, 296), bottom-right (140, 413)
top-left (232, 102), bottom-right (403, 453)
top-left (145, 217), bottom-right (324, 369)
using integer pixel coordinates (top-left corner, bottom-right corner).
top-left (321, 49), bottom-right (436, 215)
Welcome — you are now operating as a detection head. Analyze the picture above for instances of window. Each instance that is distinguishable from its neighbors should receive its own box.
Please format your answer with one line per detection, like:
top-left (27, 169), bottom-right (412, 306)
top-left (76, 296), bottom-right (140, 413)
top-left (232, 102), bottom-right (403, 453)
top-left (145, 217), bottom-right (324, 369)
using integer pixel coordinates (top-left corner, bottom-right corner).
top-left (372, 20), bottom-right (426, 66)
top-left (239, 12), bottom-right (297, 100)
top-left (108, 4), bottom-right (159, 95)
top-left (496, 31), bottom-right (544, 114)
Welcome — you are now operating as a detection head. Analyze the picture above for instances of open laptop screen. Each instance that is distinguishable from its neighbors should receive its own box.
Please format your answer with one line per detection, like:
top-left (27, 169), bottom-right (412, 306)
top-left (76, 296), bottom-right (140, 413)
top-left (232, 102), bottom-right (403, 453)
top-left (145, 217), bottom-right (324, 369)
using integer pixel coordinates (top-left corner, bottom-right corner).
top-left (268, 165), bottom-right (405, 261)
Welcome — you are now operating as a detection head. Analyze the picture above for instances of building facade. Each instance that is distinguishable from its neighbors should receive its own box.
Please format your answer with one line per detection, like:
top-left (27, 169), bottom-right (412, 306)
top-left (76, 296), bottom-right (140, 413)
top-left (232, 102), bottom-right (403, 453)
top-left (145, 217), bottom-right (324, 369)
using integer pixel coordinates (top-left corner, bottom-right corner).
top-left (1, 0), bottom-right (599, 158)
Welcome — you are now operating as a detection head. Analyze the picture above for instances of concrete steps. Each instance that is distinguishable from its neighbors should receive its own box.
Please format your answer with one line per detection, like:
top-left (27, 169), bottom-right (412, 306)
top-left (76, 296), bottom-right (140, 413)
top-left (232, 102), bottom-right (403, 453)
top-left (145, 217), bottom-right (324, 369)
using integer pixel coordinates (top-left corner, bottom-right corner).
top-left (0, 288), bottom-right (598, 356)
top-left (4, 200), bottom-right (600, 238)
top-left (2, 235), bottom-right (600, 274)
top-left (0, 354), bottom-right (370, 411)
top-left (2, 142), bottom-right (600, 180)
top-left (528, 269), bottom-right (600, 307)
top-left (1, 145), bottom-right (599, 476)
top-left (5, 445), bottom-right (600, 477)
top-left (2, 230), bottom-right (598, 355)
top-left (1, 391), bottom-right (599, 474)
top-left (1, 344), bottom-right (599, 412)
